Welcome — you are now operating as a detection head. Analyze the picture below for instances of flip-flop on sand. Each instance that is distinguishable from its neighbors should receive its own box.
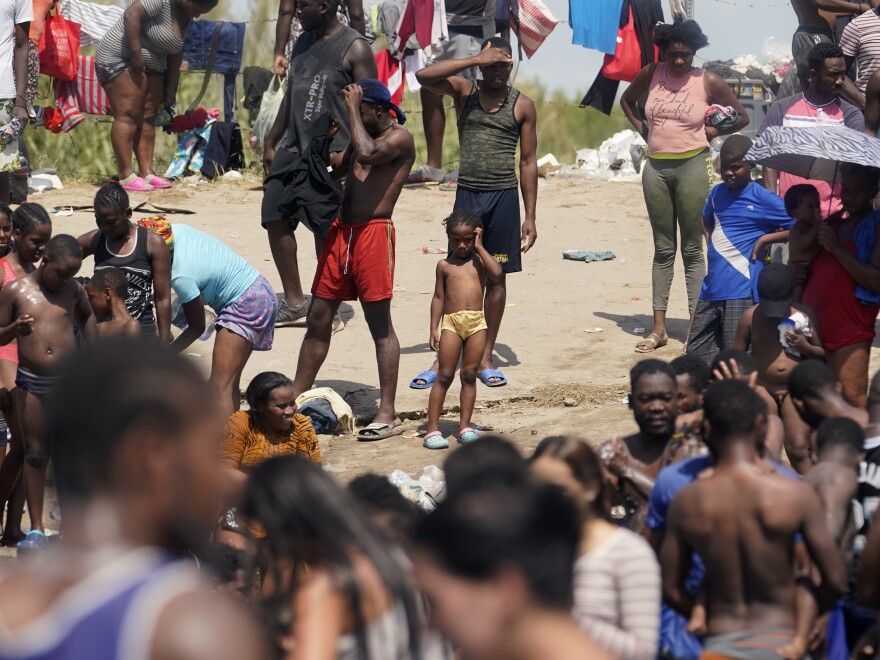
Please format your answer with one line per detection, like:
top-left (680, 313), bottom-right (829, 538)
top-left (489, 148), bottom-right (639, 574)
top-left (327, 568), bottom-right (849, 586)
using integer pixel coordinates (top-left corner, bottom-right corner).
top-left (357, 422), bottom-right (405, 442)
top-left (479, 369), bottom-right (507, 387)
top-left (635, 333), bottom-right (668, 353)
top-left (410, 370), bottom-right (437, 389)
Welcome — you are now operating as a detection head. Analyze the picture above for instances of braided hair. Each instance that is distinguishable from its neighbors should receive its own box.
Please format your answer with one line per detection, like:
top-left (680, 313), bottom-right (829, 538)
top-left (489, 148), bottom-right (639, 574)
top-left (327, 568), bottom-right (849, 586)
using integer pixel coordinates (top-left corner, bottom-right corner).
top-left (11, 204), bottom-right (52, 236)
top-left (94, 182), bottom-right (130, 213)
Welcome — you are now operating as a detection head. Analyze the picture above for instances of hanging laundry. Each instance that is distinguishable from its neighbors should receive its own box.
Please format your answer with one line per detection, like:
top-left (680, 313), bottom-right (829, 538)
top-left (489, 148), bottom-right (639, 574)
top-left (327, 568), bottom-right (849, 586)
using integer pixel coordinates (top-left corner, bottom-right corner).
top-left (580, 0), bottom-right (663, 114)
top-left (182, 21), bottom-right (246, 122)
top-left (512, 0), bottom-right (559, 59)
top-left (58, 0), bottom-right (122, 46)
top-left (394, 0), bottom-right (448, 55)
top-left (374, 50), bottom-right (405, 105)
top-left (54, 56), bottom-right (110, 132)
top-left (403, 50), bottom-right (427, 92)
top-left (569, 0), bottom-right (624, 54)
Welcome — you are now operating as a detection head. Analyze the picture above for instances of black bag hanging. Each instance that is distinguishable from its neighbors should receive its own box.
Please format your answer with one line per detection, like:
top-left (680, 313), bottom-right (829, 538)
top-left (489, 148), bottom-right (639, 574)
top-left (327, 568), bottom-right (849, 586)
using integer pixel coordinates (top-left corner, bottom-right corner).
top-left (200, 121), bottom-right (245, 179)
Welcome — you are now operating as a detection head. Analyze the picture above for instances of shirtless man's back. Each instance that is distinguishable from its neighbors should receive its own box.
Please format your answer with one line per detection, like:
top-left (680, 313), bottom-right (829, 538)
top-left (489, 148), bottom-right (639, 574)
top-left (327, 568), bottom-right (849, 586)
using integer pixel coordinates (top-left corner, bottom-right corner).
top-left (662, 380), bottom-right (846, 659)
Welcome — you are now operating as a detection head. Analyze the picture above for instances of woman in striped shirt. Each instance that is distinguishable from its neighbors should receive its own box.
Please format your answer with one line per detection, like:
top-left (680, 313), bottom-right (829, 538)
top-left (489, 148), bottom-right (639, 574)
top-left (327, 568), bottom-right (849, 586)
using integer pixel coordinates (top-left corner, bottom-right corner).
top-left (531, 436), bottom-right (661, 660)
top-left (96, 0), bottom-right (217, 192)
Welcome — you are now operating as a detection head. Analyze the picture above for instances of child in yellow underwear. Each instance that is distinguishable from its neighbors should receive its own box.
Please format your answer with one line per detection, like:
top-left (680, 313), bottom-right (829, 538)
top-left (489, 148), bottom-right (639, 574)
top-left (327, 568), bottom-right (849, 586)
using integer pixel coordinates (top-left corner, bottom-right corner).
top-left (424, 210), bottom-right (503, 450)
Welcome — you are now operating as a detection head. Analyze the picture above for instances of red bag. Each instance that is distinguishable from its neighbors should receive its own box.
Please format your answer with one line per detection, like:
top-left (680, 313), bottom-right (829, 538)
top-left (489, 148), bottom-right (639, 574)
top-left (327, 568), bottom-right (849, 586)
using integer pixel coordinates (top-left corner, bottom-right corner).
top-left (601, 8), bottom-right (641, 82)
top-left (38, 11), bottom-right (81, 81)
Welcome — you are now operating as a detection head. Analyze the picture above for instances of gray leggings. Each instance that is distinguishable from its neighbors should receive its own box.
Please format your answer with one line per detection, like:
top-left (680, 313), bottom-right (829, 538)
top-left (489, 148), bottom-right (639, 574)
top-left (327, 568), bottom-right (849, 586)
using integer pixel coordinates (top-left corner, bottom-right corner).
top-left (642, 151), bottom-right (713, 314)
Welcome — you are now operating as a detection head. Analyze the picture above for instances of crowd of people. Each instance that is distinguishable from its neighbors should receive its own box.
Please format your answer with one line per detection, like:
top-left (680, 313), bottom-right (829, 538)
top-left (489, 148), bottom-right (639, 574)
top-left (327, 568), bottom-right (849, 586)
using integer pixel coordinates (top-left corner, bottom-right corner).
top-left (1, 0), bottom-right (880, 657)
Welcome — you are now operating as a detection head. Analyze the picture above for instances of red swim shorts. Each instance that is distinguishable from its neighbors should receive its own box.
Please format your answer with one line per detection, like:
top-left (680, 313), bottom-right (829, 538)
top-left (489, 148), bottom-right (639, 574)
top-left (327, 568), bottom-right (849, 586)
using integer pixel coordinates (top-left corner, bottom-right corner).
top-left (312, 218), bottom-right (395, 302)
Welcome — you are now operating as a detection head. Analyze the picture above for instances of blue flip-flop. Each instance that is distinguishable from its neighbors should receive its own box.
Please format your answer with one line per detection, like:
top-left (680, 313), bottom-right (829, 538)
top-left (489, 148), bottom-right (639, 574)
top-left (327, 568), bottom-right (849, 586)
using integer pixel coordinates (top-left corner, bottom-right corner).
top-left (479, 368), bottom-right (508, 387)
top-left (410, 370), bottom-right (437, 389)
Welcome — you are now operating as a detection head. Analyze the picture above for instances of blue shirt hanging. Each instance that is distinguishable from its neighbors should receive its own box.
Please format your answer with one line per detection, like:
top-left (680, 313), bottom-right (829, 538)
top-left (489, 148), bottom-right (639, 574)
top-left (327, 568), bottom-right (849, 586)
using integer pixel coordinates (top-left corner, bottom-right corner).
top-left (569, 0), bottom-right (624, 54)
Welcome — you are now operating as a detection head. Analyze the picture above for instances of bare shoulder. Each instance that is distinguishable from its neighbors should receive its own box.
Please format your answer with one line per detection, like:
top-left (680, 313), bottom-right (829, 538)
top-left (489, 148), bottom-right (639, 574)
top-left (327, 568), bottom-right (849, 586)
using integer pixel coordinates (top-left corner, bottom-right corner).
top-left (152, 589), bottom-right (270, 660)
top-left (388, 124), bottom-right (415, 149)
top-left (127, 319), bottom-right (141, 335)
top-left (344, 36), bottom-right (374, 65)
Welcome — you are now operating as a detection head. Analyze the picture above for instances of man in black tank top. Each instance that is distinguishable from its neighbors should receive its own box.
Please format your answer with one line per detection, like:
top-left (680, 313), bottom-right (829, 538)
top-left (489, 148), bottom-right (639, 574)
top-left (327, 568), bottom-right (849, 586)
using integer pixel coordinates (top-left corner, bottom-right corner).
top-left (410, 37), bottom-right (537, 389)
top-left (261, 0), bottom-right (376, 328)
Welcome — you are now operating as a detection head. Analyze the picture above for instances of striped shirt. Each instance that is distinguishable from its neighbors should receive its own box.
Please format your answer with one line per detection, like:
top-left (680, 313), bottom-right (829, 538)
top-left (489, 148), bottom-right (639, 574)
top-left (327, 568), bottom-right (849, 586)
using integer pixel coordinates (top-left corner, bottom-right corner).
top-left (573, 528), bottom-right (661, 660)
top-left (759, 93), bottom-right (864, 217)
top-left (96, 0), bottom-right (190, 74)
top-left (841, 9), bottom-right (880, 94)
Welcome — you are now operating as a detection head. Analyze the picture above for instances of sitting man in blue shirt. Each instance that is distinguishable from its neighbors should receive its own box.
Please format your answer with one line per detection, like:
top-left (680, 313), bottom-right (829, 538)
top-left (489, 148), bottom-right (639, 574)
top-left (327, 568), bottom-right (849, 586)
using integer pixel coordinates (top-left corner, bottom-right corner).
top-left (686, 135), bottom-right (794, 367)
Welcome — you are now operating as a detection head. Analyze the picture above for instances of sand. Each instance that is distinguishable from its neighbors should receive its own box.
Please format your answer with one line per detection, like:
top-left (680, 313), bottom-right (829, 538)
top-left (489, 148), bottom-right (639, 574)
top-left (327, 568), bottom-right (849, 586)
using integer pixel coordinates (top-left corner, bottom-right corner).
top-left (33, 177), bottom-right (880, 484)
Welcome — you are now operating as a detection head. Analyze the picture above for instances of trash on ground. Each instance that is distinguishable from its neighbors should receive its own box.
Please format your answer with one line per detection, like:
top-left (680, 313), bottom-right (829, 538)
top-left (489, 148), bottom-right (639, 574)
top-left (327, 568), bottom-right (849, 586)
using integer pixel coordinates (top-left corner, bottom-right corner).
top-left (563, 250), bottom-right (615, 263)
top-left (537, 153), bottom-right (561, 178)
top-left (388, 465), bottom-right (446, 510)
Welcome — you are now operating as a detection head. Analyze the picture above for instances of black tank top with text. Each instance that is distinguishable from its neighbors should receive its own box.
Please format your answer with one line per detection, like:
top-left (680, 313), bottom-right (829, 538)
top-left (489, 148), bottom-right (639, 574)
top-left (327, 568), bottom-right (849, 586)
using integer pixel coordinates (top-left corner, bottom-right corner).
top-left (284, 27), bottom-right (365, 154)
top-left (92, 225), bottom-right (156, 338)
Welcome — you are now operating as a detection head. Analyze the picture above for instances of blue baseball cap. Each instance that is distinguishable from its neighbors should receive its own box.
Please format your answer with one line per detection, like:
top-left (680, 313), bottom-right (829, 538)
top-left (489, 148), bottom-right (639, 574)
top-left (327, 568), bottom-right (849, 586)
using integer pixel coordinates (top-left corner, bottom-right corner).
top-left (357, 78), bottom-right (407, 125)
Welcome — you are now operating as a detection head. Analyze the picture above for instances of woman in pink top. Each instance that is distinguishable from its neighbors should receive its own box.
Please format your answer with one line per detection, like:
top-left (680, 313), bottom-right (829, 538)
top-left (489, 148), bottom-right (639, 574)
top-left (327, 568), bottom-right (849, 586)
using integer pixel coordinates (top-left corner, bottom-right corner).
top-left (621, 19), bottom-right (749, 354)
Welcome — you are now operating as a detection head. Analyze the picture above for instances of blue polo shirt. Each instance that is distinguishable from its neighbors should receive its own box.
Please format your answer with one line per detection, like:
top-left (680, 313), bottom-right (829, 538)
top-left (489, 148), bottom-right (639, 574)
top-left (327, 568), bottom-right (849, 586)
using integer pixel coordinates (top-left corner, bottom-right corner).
top-left (701, 182), bottom-right (794, 302)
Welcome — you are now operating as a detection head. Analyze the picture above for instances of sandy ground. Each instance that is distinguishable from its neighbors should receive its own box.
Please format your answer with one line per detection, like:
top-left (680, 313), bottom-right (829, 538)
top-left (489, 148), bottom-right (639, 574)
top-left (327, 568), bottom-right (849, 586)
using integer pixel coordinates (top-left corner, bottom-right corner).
top-left (28, 176), bottom-right (880, 488)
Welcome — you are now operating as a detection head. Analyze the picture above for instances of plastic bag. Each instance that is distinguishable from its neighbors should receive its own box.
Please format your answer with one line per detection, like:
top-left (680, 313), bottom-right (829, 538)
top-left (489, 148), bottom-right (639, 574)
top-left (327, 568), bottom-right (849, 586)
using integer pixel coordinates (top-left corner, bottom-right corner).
top-left (38, 11), bottom-right (81, 81)
top-left (251, 76), bottom-right (285, 150)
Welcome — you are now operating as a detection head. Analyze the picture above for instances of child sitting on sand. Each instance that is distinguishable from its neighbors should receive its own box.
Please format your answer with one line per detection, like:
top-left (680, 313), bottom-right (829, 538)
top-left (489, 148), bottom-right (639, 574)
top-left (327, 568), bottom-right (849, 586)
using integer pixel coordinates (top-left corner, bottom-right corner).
top-left (85, 267), bottom-right (140, 339)
top-left (423, 210), bottom-right (502, 450)
top-left (733, 263), bottom-right (824, 474)
top-left (0, 232), bottom-right (96, 551)
top-left (784, 184), bottom-right (823, 302)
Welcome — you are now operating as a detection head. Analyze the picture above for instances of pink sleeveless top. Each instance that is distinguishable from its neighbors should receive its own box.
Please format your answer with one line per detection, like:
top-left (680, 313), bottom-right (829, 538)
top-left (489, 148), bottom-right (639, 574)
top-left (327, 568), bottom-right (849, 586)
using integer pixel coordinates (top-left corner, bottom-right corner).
top-left (0, 258), bottom-right (19, 364)
top-left (645, 63), bottom-right (711, 156)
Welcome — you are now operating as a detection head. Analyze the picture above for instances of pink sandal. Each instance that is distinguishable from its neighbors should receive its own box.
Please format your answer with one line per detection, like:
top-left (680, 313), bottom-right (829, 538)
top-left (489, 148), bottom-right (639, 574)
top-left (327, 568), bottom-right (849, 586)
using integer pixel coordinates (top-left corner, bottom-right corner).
top-left (145, 175), bottom-right (173, 189)
top-left (120, 176), bottom-right (154, 192)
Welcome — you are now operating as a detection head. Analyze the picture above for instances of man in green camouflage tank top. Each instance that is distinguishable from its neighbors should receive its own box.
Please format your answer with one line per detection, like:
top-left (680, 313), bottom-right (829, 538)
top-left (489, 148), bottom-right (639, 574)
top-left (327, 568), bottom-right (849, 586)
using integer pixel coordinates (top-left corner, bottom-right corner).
top-left (410, 37), bottom-right (537, 389)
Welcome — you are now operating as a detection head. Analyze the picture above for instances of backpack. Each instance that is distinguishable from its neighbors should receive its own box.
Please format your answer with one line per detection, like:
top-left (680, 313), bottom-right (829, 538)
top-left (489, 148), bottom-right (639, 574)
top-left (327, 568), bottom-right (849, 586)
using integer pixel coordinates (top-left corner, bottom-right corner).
top-left (200, 121), bottom-right (244, 179)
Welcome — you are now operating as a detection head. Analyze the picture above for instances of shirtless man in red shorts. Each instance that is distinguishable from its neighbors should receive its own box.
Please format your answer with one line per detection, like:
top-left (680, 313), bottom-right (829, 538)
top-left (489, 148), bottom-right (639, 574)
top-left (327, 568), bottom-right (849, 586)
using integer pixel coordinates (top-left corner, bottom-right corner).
top-left (290, 79), bottom-right (415, 441)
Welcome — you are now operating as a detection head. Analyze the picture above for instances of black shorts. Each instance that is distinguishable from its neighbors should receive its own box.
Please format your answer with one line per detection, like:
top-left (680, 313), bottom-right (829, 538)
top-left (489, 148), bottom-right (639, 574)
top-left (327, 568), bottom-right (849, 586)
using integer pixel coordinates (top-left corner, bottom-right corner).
top-left (454, 186), bottom-right (522, 274)
top-left (261, 147), bottom-right (333, 238)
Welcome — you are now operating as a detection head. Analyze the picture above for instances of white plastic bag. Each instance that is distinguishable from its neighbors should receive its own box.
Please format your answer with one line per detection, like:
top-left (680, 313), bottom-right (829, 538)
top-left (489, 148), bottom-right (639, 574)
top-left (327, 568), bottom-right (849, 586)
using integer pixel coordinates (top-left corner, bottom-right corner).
top-left (251, 76), bottom-right (286, 151)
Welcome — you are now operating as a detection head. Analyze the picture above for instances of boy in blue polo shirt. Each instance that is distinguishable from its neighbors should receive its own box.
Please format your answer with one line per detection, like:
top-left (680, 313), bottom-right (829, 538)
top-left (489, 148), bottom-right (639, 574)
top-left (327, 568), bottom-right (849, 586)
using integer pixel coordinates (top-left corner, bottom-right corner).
top-left (686, 135), bottom-right (794, 367)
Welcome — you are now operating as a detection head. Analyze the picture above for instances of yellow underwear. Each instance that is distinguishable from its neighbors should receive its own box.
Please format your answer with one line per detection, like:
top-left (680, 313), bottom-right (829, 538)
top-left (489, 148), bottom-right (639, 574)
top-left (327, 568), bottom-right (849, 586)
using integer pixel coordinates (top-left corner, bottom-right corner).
top-left (441, 310), bottom-right (488, 340)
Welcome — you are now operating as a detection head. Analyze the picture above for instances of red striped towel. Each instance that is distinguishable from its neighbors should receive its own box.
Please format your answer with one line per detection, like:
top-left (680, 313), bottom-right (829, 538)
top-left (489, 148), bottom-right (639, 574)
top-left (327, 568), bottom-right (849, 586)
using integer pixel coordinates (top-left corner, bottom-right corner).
top-left (54, 55), bottom-right (110, 132)
top-left (512, 0), bottom-right (559, 59)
